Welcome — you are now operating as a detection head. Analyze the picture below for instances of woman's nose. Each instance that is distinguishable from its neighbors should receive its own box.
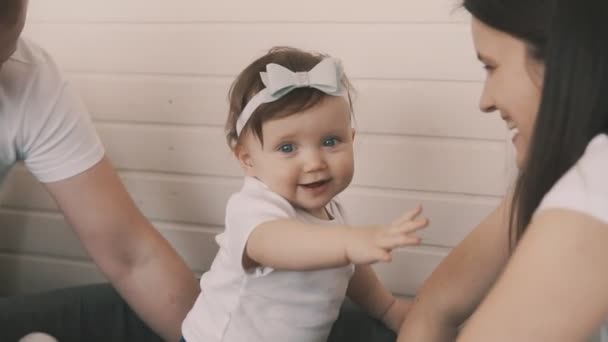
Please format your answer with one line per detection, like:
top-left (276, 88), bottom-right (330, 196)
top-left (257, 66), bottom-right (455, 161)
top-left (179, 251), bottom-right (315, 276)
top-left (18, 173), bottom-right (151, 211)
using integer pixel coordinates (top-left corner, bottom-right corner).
top-left (479, 81), bottom-right (497, 113)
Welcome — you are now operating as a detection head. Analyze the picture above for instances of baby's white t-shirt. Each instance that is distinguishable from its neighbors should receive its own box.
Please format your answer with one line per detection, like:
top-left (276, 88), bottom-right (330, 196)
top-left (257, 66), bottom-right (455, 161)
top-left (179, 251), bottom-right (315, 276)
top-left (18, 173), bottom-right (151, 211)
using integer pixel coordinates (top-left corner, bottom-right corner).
top-left (182, 176), bottom-right (354, 342)
top-left (0, 38), bottom-right (104, 184)
top-left (536, 133), bottom-right (608, 224)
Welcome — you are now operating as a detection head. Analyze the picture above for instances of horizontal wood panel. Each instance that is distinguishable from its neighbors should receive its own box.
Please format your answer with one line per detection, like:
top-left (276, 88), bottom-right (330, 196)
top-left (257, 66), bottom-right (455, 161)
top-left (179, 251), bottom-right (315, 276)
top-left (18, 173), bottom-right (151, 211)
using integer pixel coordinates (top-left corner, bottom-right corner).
top-left (1, 169), bottom-right (499, 247)
top-left (70, 74), bottom-right (231, 125)
top-left (0, 167), bottom-right (239, 226)
top-left (0, 254), bottom-right (106, 295)
top-left (0, 210), bottom-right (219, 272)
top-left (23, 23), bottom-right (483, 81)
top-left (340, 187), bottom-right (499, 247)
top-left (353, 135), bottom-right (509, 196)
top-left (354, 80), bottom-right (501, 139)
top-left (94, 125), bottom-right (509, 195)
top-left (68, 74), bottom-right (502, 140)
top-left (28, 0), bottom-right (469, 23)
top-left (372, 246), bottom-right (448, 296)
top-left (96, 124), bottom-right (241, 177)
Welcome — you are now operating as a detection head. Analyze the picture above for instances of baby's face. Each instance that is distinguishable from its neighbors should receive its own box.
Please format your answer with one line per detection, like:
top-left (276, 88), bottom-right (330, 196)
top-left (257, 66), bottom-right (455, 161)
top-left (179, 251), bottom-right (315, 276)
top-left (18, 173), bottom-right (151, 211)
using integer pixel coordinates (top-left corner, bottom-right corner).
top-left (239, 96), bottom-right (354, 219)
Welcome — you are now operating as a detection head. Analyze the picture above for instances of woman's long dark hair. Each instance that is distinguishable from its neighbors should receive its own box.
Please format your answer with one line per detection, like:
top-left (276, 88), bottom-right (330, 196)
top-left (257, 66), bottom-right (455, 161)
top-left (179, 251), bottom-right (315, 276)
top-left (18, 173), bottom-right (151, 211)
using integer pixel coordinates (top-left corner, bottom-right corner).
top-left (464, 0), bottom-right (608, 248)
top-left (512, 0), bottom-right (608, 246)
top-left (462, 0), bottom-right (552, 61)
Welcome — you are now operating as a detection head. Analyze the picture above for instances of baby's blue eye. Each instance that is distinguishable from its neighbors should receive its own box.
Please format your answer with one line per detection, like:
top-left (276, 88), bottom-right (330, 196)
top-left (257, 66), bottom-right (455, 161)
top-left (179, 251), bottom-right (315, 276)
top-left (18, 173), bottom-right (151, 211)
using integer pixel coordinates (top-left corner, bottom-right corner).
top-left (279, 143), bottom-right (295, 153)
top-left (323, 137), bottom-right (339, 147)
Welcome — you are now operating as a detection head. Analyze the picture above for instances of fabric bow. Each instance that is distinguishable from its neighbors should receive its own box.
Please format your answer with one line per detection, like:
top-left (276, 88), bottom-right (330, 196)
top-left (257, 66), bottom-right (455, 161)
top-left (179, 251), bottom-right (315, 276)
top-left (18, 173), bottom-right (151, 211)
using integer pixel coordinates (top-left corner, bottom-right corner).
top-left (261, 58), bottom-right (344, 99)
top-left (236, 58), bottom-right (345, 136)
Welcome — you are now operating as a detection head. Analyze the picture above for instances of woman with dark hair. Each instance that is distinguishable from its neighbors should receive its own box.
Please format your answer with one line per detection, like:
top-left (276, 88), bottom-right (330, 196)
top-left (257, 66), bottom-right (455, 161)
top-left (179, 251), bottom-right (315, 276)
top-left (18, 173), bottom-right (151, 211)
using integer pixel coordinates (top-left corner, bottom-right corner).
top-left (398, 0), bottom-right (608, 341)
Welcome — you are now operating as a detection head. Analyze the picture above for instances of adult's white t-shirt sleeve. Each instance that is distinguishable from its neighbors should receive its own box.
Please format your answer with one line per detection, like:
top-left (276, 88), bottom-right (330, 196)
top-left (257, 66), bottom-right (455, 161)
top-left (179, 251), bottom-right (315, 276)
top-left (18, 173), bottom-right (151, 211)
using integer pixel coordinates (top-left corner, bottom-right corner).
top-left (537, 135), bottom-right (608, 224)
top-left (20, 51), bottom-right (104, 183)
top-left (224, 186), bottom-right (295, 274)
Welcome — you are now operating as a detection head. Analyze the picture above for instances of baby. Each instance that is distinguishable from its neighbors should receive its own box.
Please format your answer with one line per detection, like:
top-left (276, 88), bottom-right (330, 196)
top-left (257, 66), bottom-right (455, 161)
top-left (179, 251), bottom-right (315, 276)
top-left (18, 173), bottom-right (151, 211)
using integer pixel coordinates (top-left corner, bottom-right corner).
top-left (181, 46), bottom-right (428, 342)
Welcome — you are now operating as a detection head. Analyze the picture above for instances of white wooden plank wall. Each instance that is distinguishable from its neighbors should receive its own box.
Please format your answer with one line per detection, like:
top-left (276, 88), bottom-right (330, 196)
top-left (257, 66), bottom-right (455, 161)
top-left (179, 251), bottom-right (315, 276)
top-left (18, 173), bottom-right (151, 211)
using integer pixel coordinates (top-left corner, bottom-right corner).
top-left (0, 0), bottom-right (513, 297)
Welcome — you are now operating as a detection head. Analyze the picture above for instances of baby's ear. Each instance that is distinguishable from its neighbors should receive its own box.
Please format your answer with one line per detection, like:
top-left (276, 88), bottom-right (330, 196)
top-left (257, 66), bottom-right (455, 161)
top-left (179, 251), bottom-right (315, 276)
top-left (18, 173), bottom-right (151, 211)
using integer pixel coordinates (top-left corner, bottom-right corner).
top-left (234, 144), bottom-right (255, 175)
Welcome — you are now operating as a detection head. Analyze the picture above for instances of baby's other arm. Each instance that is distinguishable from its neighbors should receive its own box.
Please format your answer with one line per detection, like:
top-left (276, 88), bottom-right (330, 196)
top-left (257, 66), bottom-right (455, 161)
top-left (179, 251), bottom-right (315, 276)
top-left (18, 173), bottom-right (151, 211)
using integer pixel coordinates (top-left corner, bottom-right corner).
top-left (347, 265), bottom-right (411, 332)
top-left (244, 206), bottom-right (428, 271)
top-left (244, 219), bottom-right (352, 270)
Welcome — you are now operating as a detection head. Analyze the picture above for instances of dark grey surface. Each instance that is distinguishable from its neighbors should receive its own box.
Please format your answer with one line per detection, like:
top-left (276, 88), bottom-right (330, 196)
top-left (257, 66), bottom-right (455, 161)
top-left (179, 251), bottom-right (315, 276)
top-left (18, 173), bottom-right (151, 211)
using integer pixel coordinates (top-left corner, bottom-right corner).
top-left (0, 283), bottom-right (395, 342)
top-left (0, 283), bottom-right (161, 342)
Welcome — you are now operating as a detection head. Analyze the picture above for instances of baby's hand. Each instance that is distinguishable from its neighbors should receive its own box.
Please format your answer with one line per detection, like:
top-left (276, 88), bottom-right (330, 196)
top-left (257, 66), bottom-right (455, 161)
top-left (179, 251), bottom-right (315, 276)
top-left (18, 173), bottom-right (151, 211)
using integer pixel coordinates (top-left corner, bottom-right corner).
top-left (344, 206), bottom-right (428, 265)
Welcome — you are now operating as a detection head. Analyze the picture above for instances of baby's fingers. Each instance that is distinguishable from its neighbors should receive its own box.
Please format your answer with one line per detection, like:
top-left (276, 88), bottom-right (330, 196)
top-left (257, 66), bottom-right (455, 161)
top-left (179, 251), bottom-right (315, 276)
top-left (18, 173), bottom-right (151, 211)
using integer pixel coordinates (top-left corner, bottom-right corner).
top-left (390, 217), bottom-right (429, 235)
top-left (392, 205), bottom-right (423, 225)
top-left (391, 205), bottom-right (422, 226)
top-left (377, 233), bottom-right (422, 250)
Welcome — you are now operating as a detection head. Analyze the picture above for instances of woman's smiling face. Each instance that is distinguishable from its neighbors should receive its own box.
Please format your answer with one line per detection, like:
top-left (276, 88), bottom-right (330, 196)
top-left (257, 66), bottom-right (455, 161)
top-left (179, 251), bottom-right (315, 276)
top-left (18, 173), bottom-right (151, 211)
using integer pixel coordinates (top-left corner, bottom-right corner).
top-left (471, 17), bottom-right (545, 168)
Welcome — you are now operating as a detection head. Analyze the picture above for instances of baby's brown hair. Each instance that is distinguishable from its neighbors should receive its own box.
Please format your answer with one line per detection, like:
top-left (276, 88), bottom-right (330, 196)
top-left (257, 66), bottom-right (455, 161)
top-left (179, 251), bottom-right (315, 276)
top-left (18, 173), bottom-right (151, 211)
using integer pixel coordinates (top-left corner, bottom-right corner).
top-left (225, 46), bottom-right (354, 149)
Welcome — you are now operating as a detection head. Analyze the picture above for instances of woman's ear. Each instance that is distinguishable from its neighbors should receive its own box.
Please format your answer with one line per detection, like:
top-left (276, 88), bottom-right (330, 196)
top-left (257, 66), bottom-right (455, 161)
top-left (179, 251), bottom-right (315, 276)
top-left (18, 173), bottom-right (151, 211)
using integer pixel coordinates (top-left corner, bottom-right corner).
top-left (234, 144), bottom-right (255, 176)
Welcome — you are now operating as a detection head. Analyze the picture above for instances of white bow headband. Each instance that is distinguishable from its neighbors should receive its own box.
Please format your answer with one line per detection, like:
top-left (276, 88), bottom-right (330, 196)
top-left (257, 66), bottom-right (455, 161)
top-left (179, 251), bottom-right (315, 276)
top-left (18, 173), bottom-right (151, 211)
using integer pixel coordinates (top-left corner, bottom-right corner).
top-left (236, 58), bottom-right (346, 136)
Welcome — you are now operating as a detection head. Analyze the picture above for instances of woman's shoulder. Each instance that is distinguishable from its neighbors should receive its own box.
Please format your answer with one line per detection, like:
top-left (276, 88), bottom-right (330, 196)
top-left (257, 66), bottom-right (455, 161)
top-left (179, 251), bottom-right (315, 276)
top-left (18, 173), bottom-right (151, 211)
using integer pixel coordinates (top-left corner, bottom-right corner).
top-left (569, 133), bottom-right (608, 195)
top-left (580, 133), bottom-right (608, 167)
top-left (537, 133), bottom-right (608, 223)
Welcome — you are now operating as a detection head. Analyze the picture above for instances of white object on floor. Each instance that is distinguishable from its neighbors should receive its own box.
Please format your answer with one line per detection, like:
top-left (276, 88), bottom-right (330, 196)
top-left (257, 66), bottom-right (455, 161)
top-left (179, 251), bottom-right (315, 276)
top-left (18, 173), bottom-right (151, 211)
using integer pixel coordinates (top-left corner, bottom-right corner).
top-left (18, 332), bottom-right (58, 342)
top-left (600, 325), bottom-right (608, 342)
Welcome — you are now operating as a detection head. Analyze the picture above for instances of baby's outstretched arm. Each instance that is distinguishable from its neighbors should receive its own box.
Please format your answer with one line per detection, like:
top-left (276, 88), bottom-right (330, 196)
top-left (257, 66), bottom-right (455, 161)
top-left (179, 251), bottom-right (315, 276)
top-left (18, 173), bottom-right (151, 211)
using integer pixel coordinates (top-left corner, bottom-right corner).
top-left (245, 206), bottom-right (428, 271)
top-left (344, 206), bottom-right (428, 265)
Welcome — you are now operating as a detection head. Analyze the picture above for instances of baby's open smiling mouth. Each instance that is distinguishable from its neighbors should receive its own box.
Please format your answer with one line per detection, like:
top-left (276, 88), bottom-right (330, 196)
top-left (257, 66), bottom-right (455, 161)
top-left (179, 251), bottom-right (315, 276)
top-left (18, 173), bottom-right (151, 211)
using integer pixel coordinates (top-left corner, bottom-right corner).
top-left (299, 179), bottom-right (330, 189)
